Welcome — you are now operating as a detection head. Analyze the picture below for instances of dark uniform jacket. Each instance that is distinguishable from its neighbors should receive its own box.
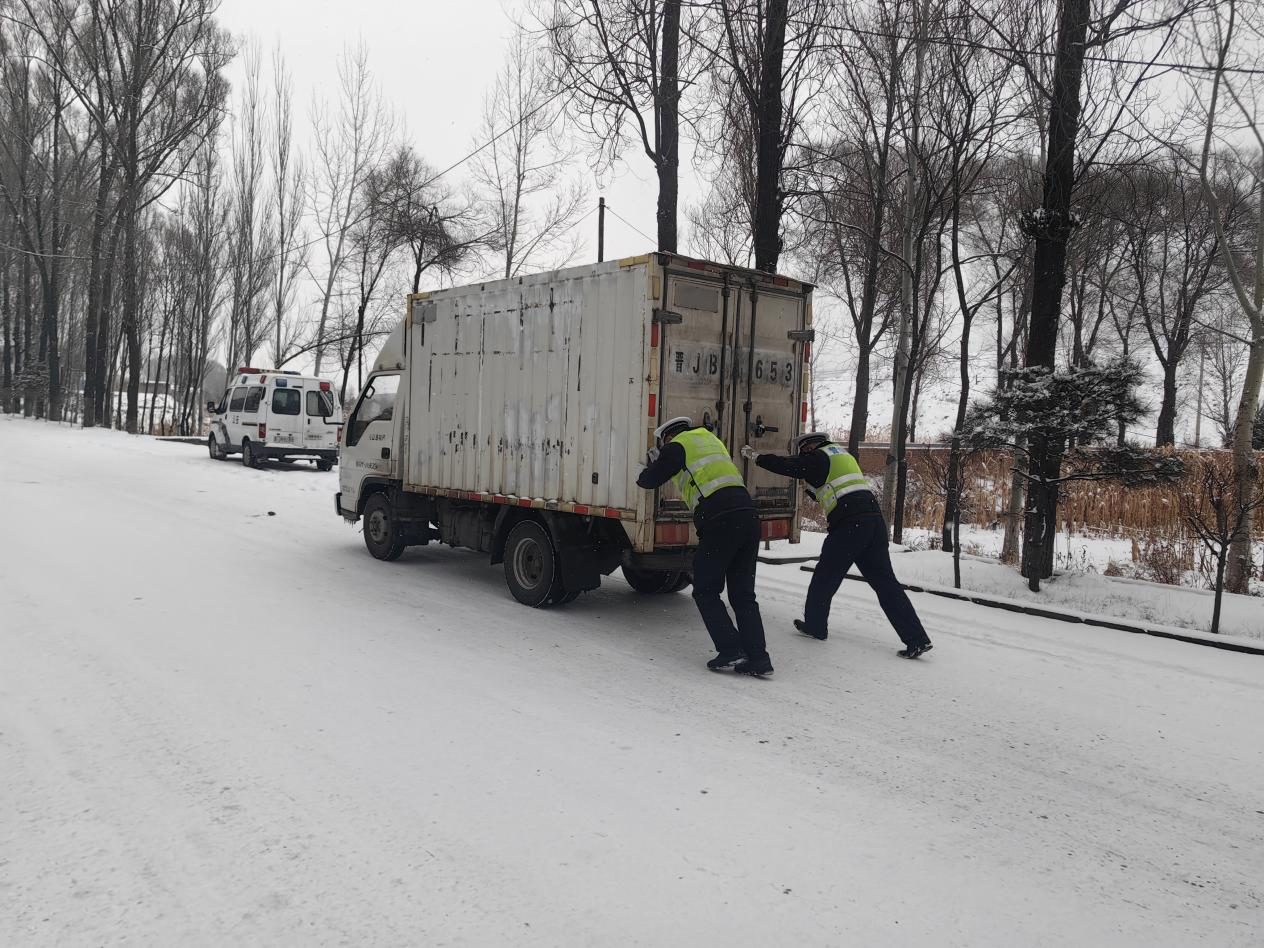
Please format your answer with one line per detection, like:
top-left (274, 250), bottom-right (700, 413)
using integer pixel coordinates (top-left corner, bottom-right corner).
top-left (756, 449), bottom-right (883, 530)
top-left (637, 440), bottom-right (755, 528)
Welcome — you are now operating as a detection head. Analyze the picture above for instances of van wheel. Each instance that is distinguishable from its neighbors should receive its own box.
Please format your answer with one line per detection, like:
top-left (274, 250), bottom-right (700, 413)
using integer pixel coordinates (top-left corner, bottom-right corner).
top-left (363, 493), bottom-right (406, 561)
top-left (208, 435), bottom-right (225, 461)
top-left (316, 459), bottom-right (333, 472)
top-left (622, 565), bottom-right (682, 594)
top-left (504, 521), bottom-right (558, 607)
top-left (241, 439), bottom-right (258, 468)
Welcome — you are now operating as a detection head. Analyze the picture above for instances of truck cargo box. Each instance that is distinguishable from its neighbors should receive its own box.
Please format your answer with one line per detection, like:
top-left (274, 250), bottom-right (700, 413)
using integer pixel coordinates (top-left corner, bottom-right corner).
top-left (338, 252), bottom-right (813, 604)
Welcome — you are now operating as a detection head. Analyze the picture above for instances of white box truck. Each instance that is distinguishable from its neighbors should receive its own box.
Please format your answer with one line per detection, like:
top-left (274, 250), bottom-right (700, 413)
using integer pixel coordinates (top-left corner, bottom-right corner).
top-left (335, 252), bottom-right (814, 606)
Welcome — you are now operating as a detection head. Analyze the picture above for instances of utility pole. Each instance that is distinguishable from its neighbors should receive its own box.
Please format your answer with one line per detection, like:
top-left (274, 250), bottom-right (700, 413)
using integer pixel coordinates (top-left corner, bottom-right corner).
top-left (597, 196), bottom-right (606, 262)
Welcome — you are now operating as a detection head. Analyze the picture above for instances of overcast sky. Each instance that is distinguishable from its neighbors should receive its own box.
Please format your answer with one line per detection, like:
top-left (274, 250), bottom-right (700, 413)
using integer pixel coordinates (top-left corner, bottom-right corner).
top-left (214, 0), bottom-right (703, 269)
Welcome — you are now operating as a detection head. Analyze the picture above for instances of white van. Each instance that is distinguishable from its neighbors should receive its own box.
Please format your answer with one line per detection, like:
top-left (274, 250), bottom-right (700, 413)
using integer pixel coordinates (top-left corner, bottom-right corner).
top-left (208, 368), bottom-right (343, 469)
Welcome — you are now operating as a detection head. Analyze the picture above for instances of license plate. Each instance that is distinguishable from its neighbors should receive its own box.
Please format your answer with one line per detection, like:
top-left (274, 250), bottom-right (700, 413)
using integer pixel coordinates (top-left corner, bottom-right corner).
top-left (276, 433), bottom-right (294, 444)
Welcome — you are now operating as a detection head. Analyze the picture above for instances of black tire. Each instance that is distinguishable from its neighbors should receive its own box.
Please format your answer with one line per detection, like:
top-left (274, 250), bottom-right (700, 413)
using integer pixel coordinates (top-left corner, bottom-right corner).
top-left (363, 492), bottom-right (406, 561)
top-left (208, 435), bottom-right (225, 461)
top-left (622, 565), bottom-right (681, 594)
top-left (549, 588), bottom-right (581, 606)
top-left (504, 520), bottom-right (558, 607)
top-left (316, 459), bottom-right (333, 472)
top-left (241, 439), bottom-right (258, 468)
top-left (667, 572), bottom-right (693, 593)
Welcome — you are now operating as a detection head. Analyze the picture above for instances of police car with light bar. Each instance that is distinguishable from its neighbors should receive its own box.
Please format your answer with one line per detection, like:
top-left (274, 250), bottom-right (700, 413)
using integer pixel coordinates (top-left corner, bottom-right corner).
top-left (207, 368), bottom-right (344, 469)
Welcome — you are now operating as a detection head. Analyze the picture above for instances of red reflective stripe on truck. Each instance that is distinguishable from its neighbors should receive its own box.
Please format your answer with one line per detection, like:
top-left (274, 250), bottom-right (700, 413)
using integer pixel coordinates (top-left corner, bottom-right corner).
top-left (647, 393), bottom-right (657, 417)
top-left (650, 323), bottom-right (659, 349)
top-left (760, 518), bottom-right (791, 541)
top-left (573, 505), bottom-right (589, 515)
top-left (802, 401), bottom-right (808, 423)
top-left (518, 498), bottom-right (533, 508)
top-left (655, 522), bottom-right (691, 545)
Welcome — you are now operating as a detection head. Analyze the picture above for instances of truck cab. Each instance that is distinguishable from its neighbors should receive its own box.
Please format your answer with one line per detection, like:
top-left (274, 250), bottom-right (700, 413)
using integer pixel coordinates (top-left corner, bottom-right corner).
top-left (207, 368), bottom-right (344, 469)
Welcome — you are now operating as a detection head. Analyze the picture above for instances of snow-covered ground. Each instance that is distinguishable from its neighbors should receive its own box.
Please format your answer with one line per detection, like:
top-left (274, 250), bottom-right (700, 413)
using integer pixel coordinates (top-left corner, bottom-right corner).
top-left (774, 529), bottom-right (1264, 642)
top-left (2, 415), bottom-right (1263, 947)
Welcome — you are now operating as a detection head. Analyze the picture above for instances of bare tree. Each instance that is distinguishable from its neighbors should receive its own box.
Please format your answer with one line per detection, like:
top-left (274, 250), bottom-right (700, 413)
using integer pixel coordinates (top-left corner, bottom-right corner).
top-left (27, 0), bottom-right (231, 432)
top-left (472, 28), bottom-right (587, 279)
top-left (1193, 0), bottom-right (1264, 593)
top-left (694, 0), bottom-right (828, 273)
top-left (309, 43), bottom-right (392, 377)
top-left (223, 42), bottom-right (276, 377)
top-left (538, 0), bottom-right (697, 251)
top-left (1180, 453), bottom-right (1264, 634)
top-left (269, 46), bottom-right (306, 368)
top-left (1122, 153), bottom-right (1247, 445)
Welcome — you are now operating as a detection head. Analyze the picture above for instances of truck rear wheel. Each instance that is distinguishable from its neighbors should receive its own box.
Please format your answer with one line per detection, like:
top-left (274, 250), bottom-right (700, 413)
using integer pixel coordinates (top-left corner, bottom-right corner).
top-left (363, 493), bottom-right (406, 561)
top-left (241, 439), bottom-right (258, 469)
top-left (622, 565), bottom-right (685, 594)
top-left (504, 521), bottom-right (559, 607)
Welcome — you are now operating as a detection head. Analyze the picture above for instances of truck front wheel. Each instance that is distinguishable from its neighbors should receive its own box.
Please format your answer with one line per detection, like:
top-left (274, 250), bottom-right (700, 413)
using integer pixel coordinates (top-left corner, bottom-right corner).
top-left (504, 521), bottom-right (559, 607)
top-left (363, 493), bottom-right (406, 561)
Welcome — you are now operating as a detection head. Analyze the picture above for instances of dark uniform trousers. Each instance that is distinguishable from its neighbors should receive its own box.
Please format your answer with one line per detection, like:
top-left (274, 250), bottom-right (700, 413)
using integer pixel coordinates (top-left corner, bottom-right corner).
top-left (805, 499), bottom-right (931, 648)
top-left (690, 508), bottom-right (769, 662)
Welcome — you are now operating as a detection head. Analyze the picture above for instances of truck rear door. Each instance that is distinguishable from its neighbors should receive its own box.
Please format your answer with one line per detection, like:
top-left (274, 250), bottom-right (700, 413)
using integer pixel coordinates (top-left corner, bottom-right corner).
top-left (653, 259), bottom-right (809, 536)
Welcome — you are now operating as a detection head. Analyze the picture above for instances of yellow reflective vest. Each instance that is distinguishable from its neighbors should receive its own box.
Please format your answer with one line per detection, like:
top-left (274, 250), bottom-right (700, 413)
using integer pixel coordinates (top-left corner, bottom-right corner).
top-left (669, 428), bottom-right (745, 510)
top-left (814, 444), bottom-right (871, 518)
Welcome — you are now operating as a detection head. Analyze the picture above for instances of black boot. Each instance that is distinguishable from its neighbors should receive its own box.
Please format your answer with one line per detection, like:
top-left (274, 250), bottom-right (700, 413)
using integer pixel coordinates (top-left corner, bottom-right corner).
top-left (794, 619), bottom-right (826, 641)
top-left (733, 656), bottom-right (774, 677)
top-left (897, 641), bottom-right (933, 659)
top-left (707, 650), bottom-right (745, 670)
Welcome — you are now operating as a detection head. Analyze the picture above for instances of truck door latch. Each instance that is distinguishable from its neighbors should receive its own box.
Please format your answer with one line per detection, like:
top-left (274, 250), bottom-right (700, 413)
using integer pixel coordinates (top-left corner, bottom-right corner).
top-left (381, 448), bottom-right (391, 460)
top-left (753, 415), bottom-right (779, 438)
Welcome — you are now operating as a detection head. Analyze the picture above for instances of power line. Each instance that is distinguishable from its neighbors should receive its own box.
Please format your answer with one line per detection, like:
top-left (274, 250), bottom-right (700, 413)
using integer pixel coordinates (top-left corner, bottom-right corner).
top-left (604, 204), bottom-right (656, 245)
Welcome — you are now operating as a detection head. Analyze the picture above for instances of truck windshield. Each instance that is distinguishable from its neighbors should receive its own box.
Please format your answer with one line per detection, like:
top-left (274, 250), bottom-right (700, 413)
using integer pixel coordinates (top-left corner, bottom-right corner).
top-left (347, 374), bottom-right (399, 446)
top-left (272, 389), bottom-right (301, 415)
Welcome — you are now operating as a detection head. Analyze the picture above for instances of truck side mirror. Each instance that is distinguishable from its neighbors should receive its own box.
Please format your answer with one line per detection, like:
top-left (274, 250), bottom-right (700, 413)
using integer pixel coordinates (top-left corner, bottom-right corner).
top-left (206, 400), bottom-right (216, 413)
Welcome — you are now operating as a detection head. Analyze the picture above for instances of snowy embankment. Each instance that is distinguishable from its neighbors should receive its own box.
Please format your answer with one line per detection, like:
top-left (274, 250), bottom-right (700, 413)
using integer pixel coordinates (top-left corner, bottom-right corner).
top-left (770, 528), bottom-right (1264, 643)
top-left (2, 415), bottom-right (1263, 947)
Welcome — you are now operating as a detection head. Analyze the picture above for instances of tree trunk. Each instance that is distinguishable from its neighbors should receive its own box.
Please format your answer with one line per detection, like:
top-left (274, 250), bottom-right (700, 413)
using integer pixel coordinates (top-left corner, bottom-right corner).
top-left (1000, 447), bottom-right (1025, 565)
top-left (1210, 547), bottom-right (1228, 635)
top-left (121, 190), bottom-right (142, 434)
top-left (2, 255), bottom-right (13, 413)
top-left (1225, 338), bottom-right (1263, 592)
top-left (847, 336), bottom-right (871, 455)
top-left (751, 0), bottom-right (787, 273)
top-left (1020, 0), bottom-right (1091, 584)
top-left (943, 328), bottom-right (972, 551)
top-left (656, 0), bottom-right (681, 253)
top-left (94, 222), bottom-right (121, 427)
top-left (1155, 359), bottom-right (1178, 447)
top-left (952, 508), bottom-right (962, 589)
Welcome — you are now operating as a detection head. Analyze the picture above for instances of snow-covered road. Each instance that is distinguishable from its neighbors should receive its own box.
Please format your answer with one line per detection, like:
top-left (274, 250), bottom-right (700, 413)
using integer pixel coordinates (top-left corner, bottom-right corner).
top-left (2, 416), bottom-right (1262, 947)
